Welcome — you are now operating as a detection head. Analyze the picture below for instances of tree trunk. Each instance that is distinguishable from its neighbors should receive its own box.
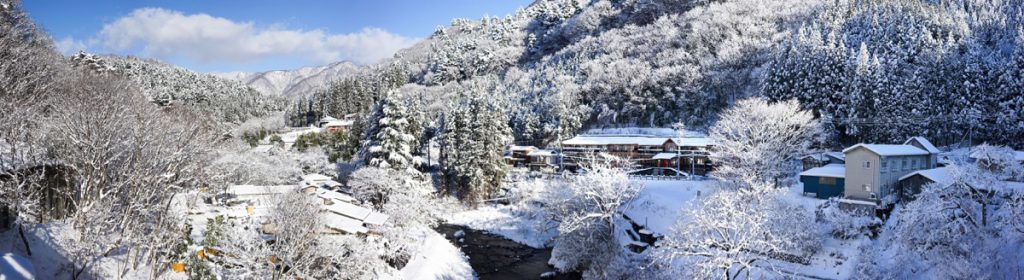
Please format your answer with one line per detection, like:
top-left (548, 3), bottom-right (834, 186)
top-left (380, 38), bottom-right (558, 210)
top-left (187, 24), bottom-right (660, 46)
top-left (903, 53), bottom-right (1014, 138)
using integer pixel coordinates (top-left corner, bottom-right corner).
top-left (18, 223), bottom-right (32, 256)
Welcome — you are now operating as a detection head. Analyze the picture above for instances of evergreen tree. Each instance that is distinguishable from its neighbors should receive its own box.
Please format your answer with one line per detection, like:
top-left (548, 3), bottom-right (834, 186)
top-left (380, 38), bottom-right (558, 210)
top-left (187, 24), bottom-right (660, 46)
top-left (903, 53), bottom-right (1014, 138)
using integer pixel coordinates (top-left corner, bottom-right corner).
top-left (440, 90), bottom-right (512, 205)
top-left (361, 92), bottom-right (418, 172)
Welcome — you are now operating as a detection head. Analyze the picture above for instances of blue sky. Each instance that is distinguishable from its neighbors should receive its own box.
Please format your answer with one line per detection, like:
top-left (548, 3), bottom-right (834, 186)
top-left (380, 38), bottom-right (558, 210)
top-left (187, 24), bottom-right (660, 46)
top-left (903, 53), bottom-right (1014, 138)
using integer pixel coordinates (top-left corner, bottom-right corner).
top-left (23, 0), bottom-right (532, 73)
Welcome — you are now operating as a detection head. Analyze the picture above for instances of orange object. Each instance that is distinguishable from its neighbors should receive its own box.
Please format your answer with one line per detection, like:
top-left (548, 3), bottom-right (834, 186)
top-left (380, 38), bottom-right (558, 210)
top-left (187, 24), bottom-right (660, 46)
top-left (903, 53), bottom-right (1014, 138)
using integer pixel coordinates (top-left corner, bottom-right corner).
top-left (197, 249), bottom-right (206, 260)
top-left (246, 205), bottom-right (255, 216)
top-left (171, 262), bottom-right (186, 273)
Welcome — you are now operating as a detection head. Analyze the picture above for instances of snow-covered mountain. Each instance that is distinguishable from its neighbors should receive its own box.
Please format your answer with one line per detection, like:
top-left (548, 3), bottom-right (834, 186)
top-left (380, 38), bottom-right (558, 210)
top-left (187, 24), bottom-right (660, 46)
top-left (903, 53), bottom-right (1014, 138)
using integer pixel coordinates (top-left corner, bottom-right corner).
top-left (217, 61), bottom-right (360, 97)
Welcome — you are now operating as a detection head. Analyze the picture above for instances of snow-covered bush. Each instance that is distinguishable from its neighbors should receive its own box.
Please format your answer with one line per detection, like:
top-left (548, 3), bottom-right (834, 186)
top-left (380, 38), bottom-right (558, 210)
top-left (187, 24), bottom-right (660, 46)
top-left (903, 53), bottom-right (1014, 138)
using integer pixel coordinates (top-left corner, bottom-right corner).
top-left (971, 144), bottom-right (1024, 181)
top-left (816, 198), bottom-right (880, 239)
top-left (543, 159), bottom-right (643, 276)
top-left (655, 182), bottom-right (822, 279)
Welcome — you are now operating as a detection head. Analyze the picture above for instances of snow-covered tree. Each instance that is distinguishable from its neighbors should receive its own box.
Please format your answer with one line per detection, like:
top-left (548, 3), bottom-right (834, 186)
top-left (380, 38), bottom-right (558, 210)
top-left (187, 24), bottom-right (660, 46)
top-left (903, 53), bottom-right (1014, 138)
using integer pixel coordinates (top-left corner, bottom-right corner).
top-left (654, 183), bottom-right (821, 279)
top-left (543, 158), bottom-right (644, 277)
top-left (709, 97), bottom-right (823, 186)
top-left (860, 162), bottom-right (1017, 279)
top-left (440, 88), bottom-right (512, 205)
top-left (361, 92), bottom-right (418, 172)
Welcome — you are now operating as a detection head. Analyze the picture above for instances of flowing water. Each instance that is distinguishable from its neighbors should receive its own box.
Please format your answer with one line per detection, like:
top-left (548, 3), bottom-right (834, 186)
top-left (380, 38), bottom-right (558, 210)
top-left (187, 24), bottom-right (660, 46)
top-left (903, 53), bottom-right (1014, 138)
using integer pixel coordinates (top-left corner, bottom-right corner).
top-left (435, 224), bottom-right (581, 280)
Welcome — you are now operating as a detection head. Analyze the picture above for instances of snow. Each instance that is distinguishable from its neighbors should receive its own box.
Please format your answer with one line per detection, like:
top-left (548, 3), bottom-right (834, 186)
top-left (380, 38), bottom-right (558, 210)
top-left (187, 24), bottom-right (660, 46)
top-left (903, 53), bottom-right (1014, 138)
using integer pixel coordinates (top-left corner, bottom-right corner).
top-left (1016, 151), bottom-right (1024, 162)
top-left (509, 145), bottom-right (537, 151)
top-left (563, 135), bottom-right (672, 146)
top-left (562, 135), bottom-right (715, 147)
top-left (527, 149), bottom-right (554, 157)
top-left (624, 180), bottom-right (713, 234)
top-left (652, 152), bottom-right (679, 160)
top-left (1, 253), bottom-right (35, 280)
top-left (898, 167), bottom-right (952, 185)
top-left (301, 173), bottom-right (333, 183)
top-left (226, 185), bottom-right (297, 197)
top-left (316, 189), bottom-right (356, 203)
top-left (322, 202), bottom-right (373, 220)
top-left (675, 137), bottom-right (717, 147)
top-left (323, 214), bottom-right (369, 234)
top-left (322, 120), bottom-right (353, 127)
top-left (842, 144), bottom-right (930, 156)
top-left (447, 205), bottom-right (556, 248)
top-left (904, 137), bottom-right (940, 154)
top-left (363, 212), bottom-right (389, 226)
top-left (400, 230), bottom-right (474, 280)
top-left (799, 164), bottom-right (846, 178)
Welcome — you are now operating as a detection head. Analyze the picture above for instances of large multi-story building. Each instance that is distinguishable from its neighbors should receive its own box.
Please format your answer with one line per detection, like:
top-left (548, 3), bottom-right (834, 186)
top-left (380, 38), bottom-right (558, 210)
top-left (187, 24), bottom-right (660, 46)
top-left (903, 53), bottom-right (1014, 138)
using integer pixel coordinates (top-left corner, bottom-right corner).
top-left (559, 134), bottom-right (716, 175)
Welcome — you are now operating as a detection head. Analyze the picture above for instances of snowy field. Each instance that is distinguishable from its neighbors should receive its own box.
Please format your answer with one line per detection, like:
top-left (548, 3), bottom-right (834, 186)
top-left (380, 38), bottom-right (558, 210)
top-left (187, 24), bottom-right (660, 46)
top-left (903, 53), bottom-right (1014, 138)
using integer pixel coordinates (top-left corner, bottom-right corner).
top-left (449, 178), bottom-right (866, 279)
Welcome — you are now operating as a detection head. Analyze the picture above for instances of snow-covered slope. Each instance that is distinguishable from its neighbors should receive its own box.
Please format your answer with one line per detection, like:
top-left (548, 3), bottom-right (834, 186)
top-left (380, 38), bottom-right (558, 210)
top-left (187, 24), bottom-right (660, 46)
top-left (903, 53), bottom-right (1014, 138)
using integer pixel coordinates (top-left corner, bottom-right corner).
top-left (218, 61), bottom-right (360, 97)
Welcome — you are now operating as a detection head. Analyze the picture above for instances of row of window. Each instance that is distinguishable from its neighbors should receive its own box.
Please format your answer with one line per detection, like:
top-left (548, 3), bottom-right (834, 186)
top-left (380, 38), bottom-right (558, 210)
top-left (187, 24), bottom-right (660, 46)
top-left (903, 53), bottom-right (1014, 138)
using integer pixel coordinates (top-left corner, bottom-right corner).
top-left (864, 157), bottom-right (926, 172)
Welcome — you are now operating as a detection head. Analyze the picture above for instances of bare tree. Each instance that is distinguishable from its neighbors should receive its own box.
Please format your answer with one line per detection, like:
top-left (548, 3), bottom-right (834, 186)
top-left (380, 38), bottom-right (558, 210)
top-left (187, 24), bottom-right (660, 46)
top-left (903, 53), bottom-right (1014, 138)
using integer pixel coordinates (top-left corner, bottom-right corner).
top-left (709, 97), bottom-right (823, 187)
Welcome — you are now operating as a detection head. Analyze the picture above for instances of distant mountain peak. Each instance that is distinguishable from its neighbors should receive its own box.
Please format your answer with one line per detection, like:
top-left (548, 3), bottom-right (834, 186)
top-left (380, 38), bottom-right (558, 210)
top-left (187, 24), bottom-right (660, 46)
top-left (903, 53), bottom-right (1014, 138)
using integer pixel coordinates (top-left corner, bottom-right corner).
top-left (217, 61), bottom-right (361, 97)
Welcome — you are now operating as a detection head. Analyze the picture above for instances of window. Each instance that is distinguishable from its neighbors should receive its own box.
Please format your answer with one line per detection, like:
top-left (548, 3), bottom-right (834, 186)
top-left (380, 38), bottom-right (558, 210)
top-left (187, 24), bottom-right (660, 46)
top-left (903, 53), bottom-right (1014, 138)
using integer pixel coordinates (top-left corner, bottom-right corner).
top-left (911, 159), bottom-right (917, 168)
top-left (864, 161), bottom-right (871, 169)
top-left (902, 159), bottom-right (908, 170)
top-left (819, 177), bottom-right (836, 185)
top-left (881, 161), bottom-right (888, 169)
top-left (863, 184), bottom-right (871, 192)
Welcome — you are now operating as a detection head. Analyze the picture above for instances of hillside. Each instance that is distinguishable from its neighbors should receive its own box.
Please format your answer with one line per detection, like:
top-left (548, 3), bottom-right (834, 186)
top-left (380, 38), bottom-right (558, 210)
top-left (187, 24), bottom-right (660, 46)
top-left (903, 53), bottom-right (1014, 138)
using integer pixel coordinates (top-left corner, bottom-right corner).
top-left (301, 0), bottom-right (1024, 150)
top-left (218, 61), bottom-right (361, 97)
top-left (75, 54), bottom-right (286, 124)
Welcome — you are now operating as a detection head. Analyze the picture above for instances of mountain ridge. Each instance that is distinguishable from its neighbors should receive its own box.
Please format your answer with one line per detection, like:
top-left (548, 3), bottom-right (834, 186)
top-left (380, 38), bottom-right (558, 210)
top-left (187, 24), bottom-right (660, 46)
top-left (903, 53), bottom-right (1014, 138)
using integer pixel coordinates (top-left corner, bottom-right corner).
top-left (216, 61), bottom-right (361, 97)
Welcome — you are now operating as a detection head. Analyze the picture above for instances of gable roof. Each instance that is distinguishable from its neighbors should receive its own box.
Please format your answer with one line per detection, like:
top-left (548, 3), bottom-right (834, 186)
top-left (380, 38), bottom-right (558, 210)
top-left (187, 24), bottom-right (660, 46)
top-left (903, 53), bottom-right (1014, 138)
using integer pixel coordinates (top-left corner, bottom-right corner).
top-left (842, 144), bottom-right (929, 156)
top-left (899, 167), bottom-right (953, 186)
top-left (799, 164), bottom-right (845, 178)
top-left (904, 137), bottom-right (940, 154)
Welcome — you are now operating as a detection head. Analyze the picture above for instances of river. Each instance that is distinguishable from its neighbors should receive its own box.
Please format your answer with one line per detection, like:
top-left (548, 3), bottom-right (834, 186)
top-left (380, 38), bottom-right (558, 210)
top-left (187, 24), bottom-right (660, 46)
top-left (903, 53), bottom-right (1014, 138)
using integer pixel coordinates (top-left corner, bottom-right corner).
top-left (435, 224), bottom-right (582, 280)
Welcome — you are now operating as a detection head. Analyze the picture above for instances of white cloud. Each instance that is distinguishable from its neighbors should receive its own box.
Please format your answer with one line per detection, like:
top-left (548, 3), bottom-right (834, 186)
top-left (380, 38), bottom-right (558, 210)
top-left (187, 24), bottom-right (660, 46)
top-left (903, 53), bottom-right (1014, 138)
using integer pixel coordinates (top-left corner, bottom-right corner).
top-left (97, 8), bottom-right (418, 65)
top-left (55, 37), bottom-right (87, 55)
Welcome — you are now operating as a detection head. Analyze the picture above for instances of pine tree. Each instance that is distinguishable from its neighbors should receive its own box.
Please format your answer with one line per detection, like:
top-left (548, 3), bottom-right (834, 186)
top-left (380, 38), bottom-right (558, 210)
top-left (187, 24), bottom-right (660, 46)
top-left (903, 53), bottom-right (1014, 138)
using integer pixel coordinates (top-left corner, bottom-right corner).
top-left (361, 92), bottom-right (417, 172)
top-left (440, 90), bottom-right (512, 205)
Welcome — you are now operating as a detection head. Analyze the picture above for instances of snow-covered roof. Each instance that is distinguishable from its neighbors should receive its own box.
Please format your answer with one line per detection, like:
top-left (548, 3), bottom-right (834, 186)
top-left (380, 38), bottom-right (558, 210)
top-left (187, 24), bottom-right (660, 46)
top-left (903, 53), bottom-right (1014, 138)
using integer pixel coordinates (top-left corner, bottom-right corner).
top-left (323, 202), bottom-right (373, 220)
top-left (1016, 151), bottom-right (1024, 162)
top-left (826, 152), bottom-right (845, 160)
top-left (563, 136), bottom-right (671, 146)
top-left (363, 212), bottom-right (389, 225)
top-left (842, 144), bottom-right (929, 156)
top-left (652, 153), bottom-right (680, 160)
top-left (323, 213), bottom-right (368, 234)
top-left (226, 185), bottom-right (297, 196)
top-left (1, 253), bottom-right (35, 280)
top-left (799, 164), bottom-right (846, 178)
top-left (904, 137), bottom-right (940, 154)
top-left (527, 149), bottom-right (554, 157)
top-left (799, 152), bottom-right (845, 161)
top-left (509, 145), bottom-right (537, 151)
top-left (316, 189), bottom-right (356, 203)
top-left (322, 120), bottom-right (354, 127)
top-left (838, 198), bottom-right (877, 207)
top-left (319, 116), bottom-right (339, 122)
top-left (899, 167), bottom-right (953, 186)
top-left (675, 137), bottom-right (716, 147)
top-left (301, 174), bottom-right (333, 183)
